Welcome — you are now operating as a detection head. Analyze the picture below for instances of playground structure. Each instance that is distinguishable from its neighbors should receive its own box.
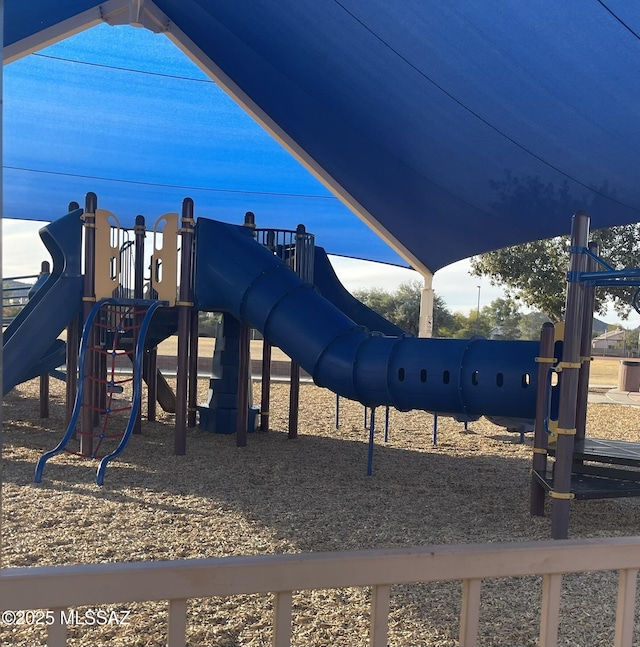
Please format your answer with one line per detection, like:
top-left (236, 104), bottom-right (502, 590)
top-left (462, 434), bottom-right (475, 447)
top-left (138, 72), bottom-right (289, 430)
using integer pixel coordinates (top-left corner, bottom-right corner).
top-left (24, 192), bottom-right (192, 484)
top-left (530, 212), bottom-right (640, 538)
top-left (12, 194), bottom-right (327, 485)
top-left (7, 196), bottom-right (640, 536)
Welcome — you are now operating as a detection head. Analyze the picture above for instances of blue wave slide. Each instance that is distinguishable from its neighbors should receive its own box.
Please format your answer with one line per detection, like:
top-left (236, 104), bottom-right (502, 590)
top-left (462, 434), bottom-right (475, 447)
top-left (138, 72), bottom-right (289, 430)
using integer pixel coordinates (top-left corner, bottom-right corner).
top-left (312, 247), bottom-right (405, 336)
top-left (3, 211), bottom-right (83, 395)
top-left (194, 219), bottom-right (539, 419)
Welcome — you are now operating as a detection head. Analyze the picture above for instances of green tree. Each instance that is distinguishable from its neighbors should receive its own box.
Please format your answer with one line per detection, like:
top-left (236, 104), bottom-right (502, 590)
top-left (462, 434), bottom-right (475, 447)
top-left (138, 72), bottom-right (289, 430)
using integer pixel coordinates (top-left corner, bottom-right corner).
top-left (626, 327), bottom-right (640, 352)
top-left (352, 286), bottom-right (398, 331)
top-left (351, 287), bottom-right (392, 320)
top-left (392, 281), bottom-right (421, 334)
top-left (353, 281), bottom-right (455, 337)
top-left (470, 237), bottom-right (568, 321)
top-left (470, 223), bottom-right (640, 322)
top-left (481, 297), bottom-right (522, 339)
top-left (432, 293), bottom-right (459, 338)
top-left (518, 311), bottom-right (552, 340)
top-left (443, 311), bottom-right (492, 339)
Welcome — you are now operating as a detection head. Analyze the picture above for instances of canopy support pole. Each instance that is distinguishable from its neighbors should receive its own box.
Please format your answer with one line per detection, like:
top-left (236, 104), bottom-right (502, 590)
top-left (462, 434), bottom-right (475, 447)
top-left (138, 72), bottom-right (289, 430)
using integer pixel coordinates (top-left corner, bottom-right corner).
top-left (419, 272), bottom-right (434, 338)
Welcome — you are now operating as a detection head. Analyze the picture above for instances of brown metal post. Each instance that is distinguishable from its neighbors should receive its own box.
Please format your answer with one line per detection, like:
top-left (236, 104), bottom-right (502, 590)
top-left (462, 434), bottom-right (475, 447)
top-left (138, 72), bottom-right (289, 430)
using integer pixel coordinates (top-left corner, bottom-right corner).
top-left (287, 224), bottom-right (312, 439)
top-left (65, 203), bottom-right (81, 425)
top-left (175, 198), bottom-right (195, 455)
top-left (188, 305), bottom-right (199, 428)
top-left (80, 192), bottom-right (97, 457)
top-left (260, 339), bottom-right (272, 431)
top-left (37, 261), bottom-right (51, 418)
top-left (134, 216), bottom-right (145, 301)
top-left (288, 361), bottom-right (300, 439)
top-left (39, 368), bottom-right (50, 418)
top-left (146, 349), bottom-right (157, 421)
top-left (133, 215), bottom-right (145, 434)
top-left (244, 211), bottom-right (255, 228)
top-left (259, 225), bottom-right (275, 433)
top-left (575, 241), bottom-right (598, 442)
top-left (551, 211), bottom-right (589, 539)
top-left (96, 326), bottom-right (106, 426)
top-left (236, 322), bottom-right (251, 447)
top-left (530, 322), bottom-right (556, 517)
top-left (234, 212), bottom-right (257, 446)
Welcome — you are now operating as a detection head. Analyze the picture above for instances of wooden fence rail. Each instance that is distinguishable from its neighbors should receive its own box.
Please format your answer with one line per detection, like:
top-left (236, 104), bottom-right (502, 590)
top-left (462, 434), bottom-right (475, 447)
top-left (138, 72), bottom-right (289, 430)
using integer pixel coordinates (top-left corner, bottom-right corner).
top-left (2, 536), bottom-right (640, 647)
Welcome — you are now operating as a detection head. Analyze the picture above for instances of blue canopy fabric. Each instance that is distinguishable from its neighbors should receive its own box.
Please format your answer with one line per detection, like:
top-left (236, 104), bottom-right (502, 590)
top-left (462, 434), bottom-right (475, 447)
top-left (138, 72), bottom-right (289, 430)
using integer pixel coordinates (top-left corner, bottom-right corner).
top-left (5, 1), bottom-right (640, 273)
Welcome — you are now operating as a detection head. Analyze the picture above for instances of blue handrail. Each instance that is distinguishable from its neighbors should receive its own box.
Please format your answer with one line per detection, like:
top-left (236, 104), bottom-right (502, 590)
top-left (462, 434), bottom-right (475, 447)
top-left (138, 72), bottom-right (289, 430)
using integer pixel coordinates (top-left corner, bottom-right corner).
top-left (96, 300), bottom-right (165, 485)
top-left (34, 298), bottom-right (167, 484)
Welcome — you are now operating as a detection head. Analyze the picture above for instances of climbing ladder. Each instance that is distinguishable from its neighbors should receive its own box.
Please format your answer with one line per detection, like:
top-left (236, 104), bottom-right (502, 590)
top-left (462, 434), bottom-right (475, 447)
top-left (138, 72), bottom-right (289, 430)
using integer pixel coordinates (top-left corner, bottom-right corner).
top-left (34, 298), bottom-right (167, 485)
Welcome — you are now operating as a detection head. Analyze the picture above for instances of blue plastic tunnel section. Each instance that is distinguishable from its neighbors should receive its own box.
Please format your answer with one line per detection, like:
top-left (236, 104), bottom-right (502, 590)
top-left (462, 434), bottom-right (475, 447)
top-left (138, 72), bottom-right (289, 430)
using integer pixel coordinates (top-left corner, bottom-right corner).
top-left (3, 210), bottom-right (84, 395)
top-left (194, 219), bottom-right (540, 419)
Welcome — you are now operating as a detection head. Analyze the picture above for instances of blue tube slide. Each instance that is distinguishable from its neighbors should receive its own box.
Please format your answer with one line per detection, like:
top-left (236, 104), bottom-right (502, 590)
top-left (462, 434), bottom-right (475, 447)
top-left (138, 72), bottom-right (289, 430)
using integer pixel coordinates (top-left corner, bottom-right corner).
top-left (3, 210), bottom-right (84, 395)
top-left (194, 219), bottom-right (539, 419)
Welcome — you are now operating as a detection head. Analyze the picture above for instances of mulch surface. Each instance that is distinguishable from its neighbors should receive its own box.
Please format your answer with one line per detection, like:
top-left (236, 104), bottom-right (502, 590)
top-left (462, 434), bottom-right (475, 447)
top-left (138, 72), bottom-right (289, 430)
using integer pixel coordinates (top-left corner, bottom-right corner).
top-left (3, 378), bottom-right (640, 646)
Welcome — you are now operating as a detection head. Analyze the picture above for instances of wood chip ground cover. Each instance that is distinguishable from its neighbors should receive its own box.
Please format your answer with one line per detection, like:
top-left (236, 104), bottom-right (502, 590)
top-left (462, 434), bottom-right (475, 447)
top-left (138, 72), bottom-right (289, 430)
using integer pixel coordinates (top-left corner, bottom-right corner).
top-left (3, 378), bottom-right (640, 646)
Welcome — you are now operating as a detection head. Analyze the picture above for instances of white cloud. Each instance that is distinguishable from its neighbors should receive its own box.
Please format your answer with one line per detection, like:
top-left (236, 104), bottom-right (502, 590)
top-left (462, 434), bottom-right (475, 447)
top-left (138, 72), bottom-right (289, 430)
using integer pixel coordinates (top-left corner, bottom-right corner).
top-left (431, 260), bottom-right (505, 314)
top-left (329, 255), bottom-right (506, 315)
top-left (3, 220), bottom-right (49, 280)
top-left (328, 256), bottom-right (421, 293)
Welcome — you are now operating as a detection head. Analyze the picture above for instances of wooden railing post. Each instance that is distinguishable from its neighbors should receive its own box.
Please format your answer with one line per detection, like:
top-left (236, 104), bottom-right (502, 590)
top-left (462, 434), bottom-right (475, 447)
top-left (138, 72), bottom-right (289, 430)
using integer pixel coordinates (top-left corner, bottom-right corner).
top-left (459, 578), bottom-right (481, 647)
top-left (47, 609), bottom-right (67, 647)
top-left (167, 599), bottom-right (187, 647)
top-left (369, 584), bottom-right (390, 647)
top-left (539, 573), bottom-right (562, 647)
top-left (614, 568), bottom-right (638, 647)
top-left (273, 591), bottom-right (293, 647)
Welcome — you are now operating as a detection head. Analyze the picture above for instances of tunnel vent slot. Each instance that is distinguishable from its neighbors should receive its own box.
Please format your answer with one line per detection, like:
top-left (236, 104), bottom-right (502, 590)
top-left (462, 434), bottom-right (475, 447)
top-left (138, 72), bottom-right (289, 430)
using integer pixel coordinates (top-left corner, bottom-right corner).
top-left (496, 372), bottom-right (504, 387)
top-left (420, 369), bottom-right (427, 383)
top-left (472, 371), bottom-right (479, 386)
top-left (443, 370), bottom-right (450, 385)
top-left (398, 368), bottom-right (405, 382)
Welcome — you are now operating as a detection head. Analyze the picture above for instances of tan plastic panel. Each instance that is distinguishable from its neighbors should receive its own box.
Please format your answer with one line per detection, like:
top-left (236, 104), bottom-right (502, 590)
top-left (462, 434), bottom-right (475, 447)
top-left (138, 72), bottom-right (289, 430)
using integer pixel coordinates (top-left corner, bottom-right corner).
top-left (150, 212), bottom-right (179, 305)
top-left (94, 209), bottom-right (122, 300)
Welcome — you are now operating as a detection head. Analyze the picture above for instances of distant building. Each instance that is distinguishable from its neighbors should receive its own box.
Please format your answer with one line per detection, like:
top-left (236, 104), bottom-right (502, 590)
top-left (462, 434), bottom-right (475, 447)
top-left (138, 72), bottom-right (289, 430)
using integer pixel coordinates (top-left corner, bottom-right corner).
top-left (592, 328), bottom-right (626, 351)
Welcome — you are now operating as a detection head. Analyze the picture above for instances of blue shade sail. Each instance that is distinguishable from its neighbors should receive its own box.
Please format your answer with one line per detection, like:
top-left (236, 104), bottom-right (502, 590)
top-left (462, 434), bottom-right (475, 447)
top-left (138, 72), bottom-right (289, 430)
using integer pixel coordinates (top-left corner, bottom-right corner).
top-left (5, 1), bottom-right (640, 272)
